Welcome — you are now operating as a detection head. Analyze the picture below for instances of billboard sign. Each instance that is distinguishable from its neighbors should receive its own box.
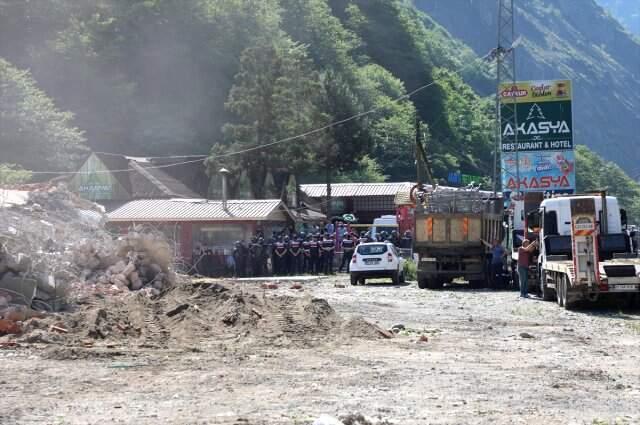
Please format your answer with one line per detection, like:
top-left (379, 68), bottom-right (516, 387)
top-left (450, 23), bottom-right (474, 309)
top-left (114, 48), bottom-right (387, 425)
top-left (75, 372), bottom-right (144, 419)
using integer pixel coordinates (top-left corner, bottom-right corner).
top-left (447, 172), bottom-right (484, 186)
top-left (500, 80), bottom-right (573, 152)
top-left (501, 150), bottom-right (576, 193)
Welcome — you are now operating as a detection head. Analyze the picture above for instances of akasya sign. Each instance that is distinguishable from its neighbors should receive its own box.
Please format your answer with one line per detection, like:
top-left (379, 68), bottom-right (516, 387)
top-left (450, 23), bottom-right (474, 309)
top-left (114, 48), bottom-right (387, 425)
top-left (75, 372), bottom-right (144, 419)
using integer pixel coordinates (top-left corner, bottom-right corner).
top-left (501, 150), bottom-right (576, 193)
top-left (500, 80), bottom-right (573, 152)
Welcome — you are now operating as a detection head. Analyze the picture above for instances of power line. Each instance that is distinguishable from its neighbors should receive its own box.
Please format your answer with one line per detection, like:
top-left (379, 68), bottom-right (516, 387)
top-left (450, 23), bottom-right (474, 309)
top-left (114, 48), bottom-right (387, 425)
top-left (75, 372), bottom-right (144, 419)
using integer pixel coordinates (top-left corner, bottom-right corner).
top-left (28, 50), bottom-right (493, 177)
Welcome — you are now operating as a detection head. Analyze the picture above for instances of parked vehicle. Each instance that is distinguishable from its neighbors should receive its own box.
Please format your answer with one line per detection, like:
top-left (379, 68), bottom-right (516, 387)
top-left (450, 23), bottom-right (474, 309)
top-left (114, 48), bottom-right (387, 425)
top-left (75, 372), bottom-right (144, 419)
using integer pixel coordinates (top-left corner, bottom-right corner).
top-left (529, 193), bottom-right (640, 309)
top-left (349, 242), bottom-right (406, 285)
top-left (413, 187), bottom-right (503, 289)
top-left (370, 215), bottom-right (399, 240)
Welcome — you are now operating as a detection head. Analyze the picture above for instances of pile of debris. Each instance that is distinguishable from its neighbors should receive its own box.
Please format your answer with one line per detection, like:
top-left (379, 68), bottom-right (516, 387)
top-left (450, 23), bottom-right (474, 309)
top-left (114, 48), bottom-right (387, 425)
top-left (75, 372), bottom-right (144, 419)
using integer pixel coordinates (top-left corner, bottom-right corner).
top-left (1, 279), bottom-right (390, 354)
top-left (0, 185), bottom-right (176, 333)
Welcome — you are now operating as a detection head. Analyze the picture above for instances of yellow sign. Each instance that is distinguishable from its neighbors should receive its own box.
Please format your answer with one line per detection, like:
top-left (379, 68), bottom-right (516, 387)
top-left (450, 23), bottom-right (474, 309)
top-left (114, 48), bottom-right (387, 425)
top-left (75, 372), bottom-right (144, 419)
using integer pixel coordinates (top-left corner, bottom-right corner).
top-left (499, 80), bottom-right (572, 104)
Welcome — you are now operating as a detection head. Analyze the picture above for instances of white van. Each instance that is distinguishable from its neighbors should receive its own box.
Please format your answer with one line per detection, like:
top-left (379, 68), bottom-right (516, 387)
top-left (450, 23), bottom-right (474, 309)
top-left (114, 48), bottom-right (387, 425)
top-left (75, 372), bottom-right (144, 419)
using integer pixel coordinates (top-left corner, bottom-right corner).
top-left (370, 215), bottom-right (398, 240)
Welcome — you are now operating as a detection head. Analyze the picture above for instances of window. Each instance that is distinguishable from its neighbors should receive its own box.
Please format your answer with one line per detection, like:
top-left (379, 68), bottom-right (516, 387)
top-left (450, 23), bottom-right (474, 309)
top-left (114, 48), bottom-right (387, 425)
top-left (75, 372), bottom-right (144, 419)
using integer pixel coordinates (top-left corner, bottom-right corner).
top-left (357, 244), bottom-right (388, 255)
top-left (543, 210), bottom-right (558, 235)
top-left (194, 224), bottom-right (247, 252)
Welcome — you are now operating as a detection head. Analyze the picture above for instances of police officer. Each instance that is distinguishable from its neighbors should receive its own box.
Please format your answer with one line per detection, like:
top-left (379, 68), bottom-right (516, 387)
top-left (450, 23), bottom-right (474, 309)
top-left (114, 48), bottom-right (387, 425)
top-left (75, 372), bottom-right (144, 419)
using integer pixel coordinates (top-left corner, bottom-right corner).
top-left (302, 234), bottom-right (311, 274)
top-left (400, 230), bottom-right (413, 250)
top-left (257, 237), bottom-right (268, 276)
top-left (339, 233), bottom-right (355, 273)
top-left (309, 234), bottom-right (320, 275)
top-left (273, 237), bottom-right (287, 276)
top-left (390, 230), bottom-right (400, 247)
top-left (233, 241), bottom-right (246, 278)
top-left (289, 235), bottom-right (303, 275)
top-left (321, 234), bottom-right (335, 274)
top-left (249, 237), bottom-right (261, 277)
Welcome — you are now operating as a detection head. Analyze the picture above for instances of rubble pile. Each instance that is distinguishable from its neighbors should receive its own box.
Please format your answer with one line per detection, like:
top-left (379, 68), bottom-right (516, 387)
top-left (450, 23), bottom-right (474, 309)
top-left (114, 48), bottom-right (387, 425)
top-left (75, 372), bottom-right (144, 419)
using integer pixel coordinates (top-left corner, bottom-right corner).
top-left (0, 185), bottom-right (176, 328)
top-left (2, 280), bottom-right (390, 353)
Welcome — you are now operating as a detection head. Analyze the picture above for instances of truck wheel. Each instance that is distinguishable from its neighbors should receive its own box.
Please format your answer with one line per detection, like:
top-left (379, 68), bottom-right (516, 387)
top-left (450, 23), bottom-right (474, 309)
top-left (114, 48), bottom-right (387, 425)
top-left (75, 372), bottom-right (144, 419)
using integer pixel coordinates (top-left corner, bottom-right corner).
top-left (428, 279), bottom-right (444, 290)
top-left (540, 271), bottom-right (554, 301)
top-left (469, 279), bottom-right (486, 289)
top-left (350, 274), bottom-right (358, 286)
top-left (562, 275), bottom-right (575, 310)
top-left (418, 279), bottom-right (428, 289)
top-left (556, 275), bottom-right (564, 307)
top-left (392, 271), bottom-right (400, 286)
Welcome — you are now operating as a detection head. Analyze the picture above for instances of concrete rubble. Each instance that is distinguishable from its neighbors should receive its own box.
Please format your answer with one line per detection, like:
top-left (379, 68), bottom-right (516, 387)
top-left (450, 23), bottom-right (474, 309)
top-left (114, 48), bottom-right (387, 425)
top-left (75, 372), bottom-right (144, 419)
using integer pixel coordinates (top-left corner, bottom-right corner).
top-left (0, 184), bottom-right (176, 335)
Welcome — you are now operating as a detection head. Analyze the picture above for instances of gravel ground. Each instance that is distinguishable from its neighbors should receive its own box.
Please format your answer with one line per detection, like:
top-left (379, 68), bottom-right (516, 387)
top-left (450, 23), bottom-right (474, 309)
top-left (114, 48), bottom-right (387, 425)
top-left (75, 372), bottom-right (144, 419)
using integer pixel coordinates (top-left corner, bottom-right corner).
top-left (2, 276), bottom-right (640, 425)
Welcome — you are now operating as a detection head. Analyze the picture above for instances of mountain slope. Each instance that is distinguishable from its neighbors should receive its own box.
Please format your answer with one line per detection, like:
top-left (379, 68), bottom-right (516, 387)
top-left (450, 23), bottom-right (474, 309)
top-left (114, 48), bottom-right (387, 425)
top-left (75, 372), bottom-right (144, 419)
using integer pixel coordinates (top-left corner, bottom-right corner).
top-left (415, 0), bottom-right (640, 178)
top-left (596, 0), bottom-right (640, 36)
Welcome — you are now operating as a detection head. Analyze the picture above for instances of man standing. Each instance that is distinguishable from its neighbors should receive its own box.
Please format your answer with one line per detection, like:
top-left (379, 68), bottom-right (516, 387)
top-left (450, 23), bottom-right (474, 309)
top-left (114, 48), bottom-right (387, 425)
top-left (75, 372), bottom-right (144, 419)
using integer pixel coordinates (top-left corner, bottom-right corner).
top-left (309, 234), bottom-right (320, 275)
top-left (400, 230), bottom-right (413, 250)
top-left (233, 241), bottom-right (246, 278)
top-left (302, 235), bottom-right (311, 274)
top-left (273, 237), bottom-right (287, 276)
top-left (321, 234), bottom-right (335, 274)
top-left (289, 235), bottom-right (302, 275)
top-left (338, 233), bottom-right (355, 273)
top-left (517, 239), bottom-right (538, 298)
top-left (490, 239), bottom-right (506, 288)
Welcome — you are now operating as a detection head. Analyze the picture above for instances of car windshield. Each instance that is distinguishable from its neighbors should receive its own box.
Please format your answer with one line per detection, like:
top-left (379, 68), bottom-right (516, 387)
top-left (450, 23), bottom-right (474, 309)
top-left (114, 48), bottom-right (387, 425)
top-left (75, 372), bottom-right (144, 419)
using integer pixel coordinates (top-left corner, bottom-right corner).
top-left (357, 244), bottom-right (388, 255)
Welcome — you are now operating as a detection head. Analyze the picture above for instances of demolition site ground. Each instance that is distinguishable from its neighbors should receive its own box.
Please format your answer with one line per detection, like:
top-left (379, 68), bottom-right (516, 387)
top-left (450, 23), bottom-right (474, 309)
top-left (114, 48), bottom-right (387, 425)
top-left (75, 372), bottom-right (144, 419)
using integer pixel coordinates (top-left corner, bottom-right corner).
top-left (2, 276), bottom-right (640, 425)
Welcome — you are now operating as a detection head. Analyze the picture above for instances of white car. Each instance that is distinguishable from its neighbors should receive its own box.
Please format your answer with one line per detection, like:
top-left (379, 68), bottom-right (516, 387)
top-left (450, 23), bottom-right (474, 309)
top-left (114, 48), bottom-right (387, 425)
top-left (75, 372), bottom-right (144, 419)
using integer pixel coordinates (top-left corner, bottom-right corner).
top-left (349, 242), bottom-right (406, 286)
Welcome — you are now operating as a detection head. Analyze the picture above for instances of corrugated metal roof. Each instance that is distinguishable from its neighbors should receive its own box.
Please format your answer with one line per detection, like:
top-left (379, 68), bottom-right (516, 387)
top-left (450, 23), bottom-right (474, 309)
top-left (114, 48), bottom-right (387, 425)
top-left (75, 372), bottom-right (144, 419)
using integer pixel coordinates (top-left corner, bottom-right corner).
top-left (107, 199), bottom-right (286, 222)
top-left (300, 182), bottom-right (414, 198)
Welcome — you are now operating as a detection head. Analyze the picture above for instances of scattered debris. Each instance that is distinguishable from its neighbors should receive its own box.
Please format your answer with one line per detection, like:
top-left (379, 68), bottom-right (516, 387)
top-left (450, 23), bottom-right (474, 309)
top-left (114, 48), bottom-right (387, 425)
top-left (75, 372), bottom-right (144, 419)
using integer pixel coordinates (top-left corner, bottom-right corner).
top-left (290, 283), bottom-right (303, 290)
top-left (418, 335), bottom-right (429, 343)
top-left (390, 324), bottom-right (405, 333)
top-left (520, 332), bottom-right (535, 339)
top-left (49, 325), bottom-right (68, 334)
top-left (261, 283), bottom-right (278, 290)
top-left (340, 413), bottom-right (394, 425)
top-left (166, 304), bottom-right (190, 317)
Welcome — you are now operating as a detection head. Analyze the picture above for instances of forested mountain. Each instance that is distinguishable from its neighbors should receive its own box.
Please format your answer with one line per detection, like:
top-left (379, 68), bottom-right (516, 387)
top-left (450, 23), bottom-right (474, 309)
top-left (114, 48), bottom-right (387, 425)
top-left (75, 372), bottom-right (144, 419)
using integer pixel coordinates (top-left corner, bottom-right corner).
top-left (0, 0), bottom-right (494, 189)
top-left (1, 0), bottom-right (639, 219)
top-left (414, 0), bottom-right (640, 179)
top-left (597, 0), bottom-right (640, 36)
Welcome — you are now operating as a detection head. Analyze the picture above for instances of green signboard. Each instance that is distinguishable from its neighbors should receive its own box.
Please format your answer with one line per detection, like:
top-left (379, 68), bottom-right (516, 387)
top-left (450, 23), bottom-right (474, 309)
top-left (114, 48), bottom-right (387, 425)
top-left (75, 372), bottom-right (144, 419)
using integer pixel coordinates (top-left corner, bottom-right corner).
top-left (500, 80), bottom-right (573, 152)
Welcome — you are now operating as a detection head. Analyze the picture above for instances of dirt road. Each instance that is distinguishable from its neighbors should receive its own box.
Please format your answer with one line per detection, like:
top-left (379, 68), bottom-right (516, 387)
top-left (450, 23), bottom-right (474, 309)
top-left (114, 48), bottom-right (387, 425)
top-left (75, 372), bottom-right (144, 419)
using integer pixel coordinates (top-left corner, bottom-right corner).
top-left (2, 276), bottom-right (640, 425)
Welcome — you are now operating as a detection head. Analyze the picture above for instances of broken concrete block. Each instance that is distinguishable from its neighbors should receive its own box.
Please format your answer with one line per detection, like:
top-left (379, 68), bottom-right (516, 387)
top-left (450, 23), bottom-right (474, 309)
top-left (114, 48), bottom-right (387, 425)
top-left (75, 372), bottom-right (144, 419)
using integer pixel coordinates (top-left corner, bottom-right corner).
top-left (0, 275), bottom-right (37, 305)
top-left (122, 262), bottom-right (136, 277)
top-left (108, 260), bottom-right (126, 276)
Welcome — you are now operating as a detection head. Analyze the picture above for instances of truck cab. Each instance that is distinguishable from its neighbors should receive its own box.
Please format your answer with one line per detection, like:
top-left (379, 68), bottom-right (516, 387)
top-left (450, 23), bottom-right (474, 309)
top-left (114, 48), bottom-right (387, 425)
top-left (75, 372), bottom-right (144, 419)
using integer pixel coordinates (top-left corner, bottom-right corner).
top-left (531, 194), bottom-right (640, 308)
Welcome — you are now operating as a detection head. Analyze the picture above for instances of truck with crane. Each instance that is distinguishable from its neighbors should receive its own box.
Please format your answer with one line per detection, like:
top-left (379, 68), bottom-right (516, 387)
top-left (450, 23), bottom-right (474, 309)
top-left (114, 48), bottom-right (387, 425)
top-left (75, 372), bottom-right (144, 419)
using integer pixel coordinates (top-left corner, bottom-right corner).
top-left (527, 193), bottom-right (640, 308)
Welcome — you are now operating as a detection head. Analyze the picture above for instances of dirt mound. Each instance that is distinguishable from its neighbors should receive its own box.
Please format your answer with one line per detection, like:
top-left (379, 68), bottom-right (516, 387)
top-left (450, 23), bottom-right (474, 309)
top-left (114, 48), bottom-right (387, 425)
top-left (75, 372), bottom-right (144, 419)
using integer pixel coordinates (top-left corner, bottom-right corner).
top-left (9, 280), bottom-right (388, 355)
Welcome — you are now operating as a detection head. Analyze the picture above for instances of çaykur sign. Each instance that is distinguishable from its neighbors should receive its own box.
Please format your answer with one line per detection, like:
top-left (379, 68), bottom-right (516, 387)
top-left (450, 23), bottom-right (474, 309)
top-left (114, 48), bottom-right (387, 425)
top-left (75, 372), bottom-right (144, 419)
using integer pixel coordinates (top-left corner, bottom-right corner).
top-left (501, 150), bottom-right (576, 193)
top-left (500, 80), bottom-right (573, 152)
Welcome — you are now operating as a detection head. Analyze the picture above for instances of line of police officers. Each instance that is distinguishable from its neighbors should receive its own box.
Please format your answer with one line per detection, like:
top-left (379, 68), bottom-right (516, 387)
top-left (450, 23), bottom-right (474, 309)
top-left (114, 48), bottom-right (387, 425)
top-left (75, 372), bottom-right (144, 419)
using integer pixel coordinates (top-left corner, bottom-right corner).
top-left (232, 230), bottom-right (412, 278)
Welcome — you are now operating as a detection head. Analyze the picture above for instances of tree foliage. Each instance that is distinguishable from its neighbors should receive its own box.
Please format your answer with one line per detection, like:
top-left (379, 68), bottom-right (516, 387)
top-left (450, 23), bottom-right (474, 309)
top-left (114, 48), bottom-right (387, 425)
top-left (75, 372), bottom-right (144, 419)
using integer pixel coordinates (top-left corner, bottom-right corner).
top-left (0, 0), bottom-right (636, 215)
top-left (576, 145), bottom-right (640, 222)
top-left (0, 58), bottom-right (86, 172)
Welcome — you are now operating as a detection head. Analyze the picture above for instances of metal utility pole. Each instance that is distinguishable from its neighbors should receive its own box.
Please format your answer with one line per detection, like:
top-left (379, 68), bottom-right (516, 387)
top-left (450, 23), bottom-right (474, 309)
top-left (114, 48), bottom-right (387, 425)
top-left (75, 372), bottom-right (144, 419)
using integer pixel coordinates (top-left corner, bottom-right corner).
top-left (493, 0), bottom-right (520, 197)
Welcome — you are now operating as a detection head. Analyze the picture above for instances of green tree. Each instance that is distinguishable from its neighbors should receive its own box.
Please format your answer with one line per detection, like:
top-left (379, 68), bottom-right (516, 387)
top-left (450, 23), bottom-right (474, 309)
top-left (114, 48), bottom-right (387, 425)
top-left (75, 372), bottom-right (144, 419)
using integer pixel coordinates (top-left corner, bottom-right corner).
top-left (0, 58), bottom-right (86, 171)
top-left (575, 145), bottom-right (640, 222)
top-left (216, 34), bottom-right (328, 198)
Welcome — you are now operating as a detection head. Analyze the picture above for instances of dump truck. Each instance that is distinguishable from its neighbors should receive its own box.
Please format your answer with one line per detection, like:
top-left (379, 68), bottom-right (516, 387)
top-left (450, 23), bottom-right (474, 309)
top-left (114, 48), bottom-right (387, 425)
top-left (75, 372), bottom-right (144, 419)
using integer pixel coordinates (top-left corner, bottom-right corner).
top-left (412, 186), bottom-right (504, 289)
top-left (529, 193), bottom-right (640, 309)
